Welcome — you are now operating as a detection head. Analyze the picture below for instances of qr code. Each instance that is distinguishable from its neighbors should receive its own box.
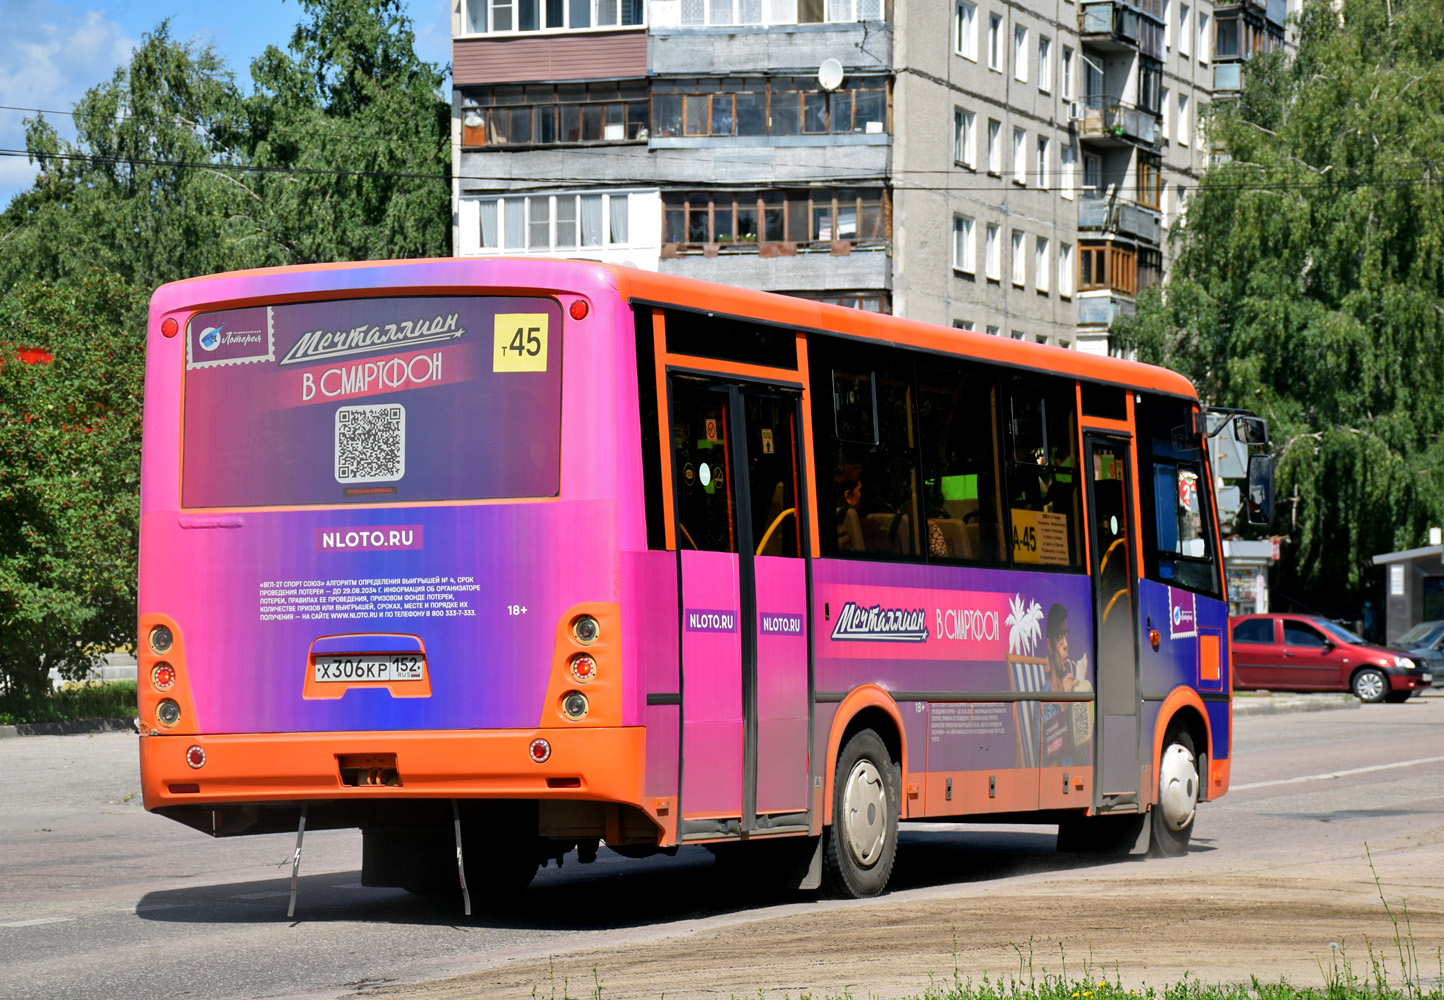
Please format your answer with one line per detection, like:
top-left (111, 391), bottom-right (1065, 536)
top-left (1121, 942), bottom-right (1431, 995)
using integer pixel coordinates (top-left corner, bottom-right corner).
top-left (334, 404), bottom-right (406, 483)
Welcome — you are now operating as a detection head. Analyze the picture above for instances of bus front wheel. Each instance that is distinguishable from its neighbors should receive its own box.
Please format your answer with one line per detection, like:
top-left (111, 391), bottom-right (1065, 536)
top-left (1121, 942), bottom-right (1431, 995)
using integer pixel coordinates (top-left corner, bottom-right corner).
top-left (1149, 728), bottom-right (1198, 858)
top-left (821, 729), bottom-right (899, 898)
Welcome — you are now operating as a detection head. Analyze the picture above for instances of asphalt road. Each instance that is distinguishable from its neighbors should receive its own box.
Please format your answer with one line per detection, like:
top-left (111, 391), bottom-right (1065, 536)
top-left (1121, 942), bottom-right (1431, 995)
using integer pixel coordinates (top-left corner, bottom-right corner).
top-left (3, 695), bottom-right (1443, 1000)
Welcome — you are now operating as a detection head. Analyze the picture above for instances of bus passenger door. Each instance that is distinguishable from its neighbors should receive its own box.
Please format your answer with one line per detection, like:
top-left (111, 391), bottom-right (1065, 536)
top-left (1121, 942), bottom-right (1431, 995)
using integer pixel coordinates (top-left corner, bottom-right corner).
top-left (1085, 438), bottom-right (1142, 809)
top-left (669, 377), bottom-right (810, 835)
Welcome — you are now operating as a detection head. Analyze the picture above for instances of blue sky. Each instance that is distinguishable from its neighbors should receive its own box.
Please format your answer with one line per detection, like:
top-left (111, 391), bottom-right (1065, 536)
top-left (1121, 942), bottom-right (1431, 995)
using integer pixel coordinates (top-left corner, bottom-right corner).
top-left (0, 0), bottom-right (451, 208)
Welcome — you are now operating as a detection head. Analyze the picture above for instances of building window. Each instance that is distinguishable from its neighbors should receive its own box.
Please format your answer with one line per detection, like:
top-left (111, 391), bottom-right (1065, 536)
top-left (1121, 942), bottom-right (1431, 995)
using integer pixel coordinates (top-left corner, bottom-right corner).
top-left (956, 1), bottom-right (978, 59)
top-left (954, 108), bottom-right (976, 168)
top-left (1011, 230), bottom-right (1026, 286)
top-left (953, 319), bottom-right (976, 330)
top-left (463, 0), bottom-right (644, 33)
top-left (1079, 240), bottom-right (1137, 295)
top-left (1060, 143), bottom-right (1076, 200)
top-left (985, 223), bottom-right (1001, 281)
top-left (1138, 154), bottom-right (1162, 209)
top-left (1196, 102), bottom-right (1208, 150)
top-left (1013, 25), bottom-right (1029, 82)
top-left (988, 14), bottom-right (1003, 71)
top-left (1035, 236), bottom-right (1050, 293)
top-left (986, 118), bottom-right (1001, 173)
top-left (462, 81), bottom-right (649, 148)
top-left (788, 290), bottom-right (892, 311)
top-left (1035, 135), bottom-right (1050, 190)
top-left (1058, 242), bottom-right (1074, 297)
top-left (1140, 58), bottom-right (1162, 114)
top-left (661, 188), bottom-right (887, 247)
top-left (953, 214), bottom-right (976, 273)
top-left (1012, 127), bottom-right (1026, 185)
top-left (987, 324), bottom-right (1000, 336)
top-left (1038, 35), bottom-right (1052, 92)
top-left (1179, 3), bottom-right (1191, 56)
top-left (1061, 46), bottom-right (1074, 99)
top-left (1198, 11), bottom-right (1210, 61)
top-left (1083, 152), bottom-right (1101, 191)
top-left (679, 0), bottom-right (881, 25)
top-left (651, 76), bottom-right (888, 138)
top-left (1162, 85), bottom-right (1171, 141)
top-left (1163, 0), bottom-right (1172, 48)
top-left (1177, 92), bottom-right (1189, 146)
top-left (477, 192), bottom-right (632, 251)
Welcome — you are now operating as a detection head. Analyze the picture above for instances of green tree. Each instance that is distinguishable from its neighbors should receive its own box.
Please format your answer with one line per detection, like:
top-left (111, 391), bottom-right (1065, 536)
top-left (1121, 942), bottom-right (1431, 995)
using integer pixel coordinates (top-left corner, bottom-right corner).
top-left (0, 271), bottom-right (148, 714)
top-left (0, 2), bottom-right (450, 714)
top-left (1124, 0), bottom-right (1444, 614)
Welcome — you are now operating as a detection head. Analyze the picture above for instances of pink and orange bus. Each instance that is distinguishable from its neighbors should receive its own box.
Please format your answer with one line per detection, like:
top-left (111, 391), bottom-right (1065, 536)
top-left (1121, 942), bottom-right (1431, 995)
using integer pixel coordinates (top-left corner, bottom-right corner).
top-left (138, 258), bottom-right (1264, 899)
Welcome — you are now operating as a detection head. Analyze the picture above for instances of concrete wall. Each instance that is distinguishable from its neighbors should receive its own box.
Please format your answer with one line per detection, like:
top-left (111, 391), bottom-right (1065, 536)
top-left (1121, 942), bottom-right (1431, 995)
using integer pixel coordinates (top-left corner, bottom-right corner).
top-left (649, 22), bottom-right (893, 75)
top-left (660, 246), bottom-right (888, 292)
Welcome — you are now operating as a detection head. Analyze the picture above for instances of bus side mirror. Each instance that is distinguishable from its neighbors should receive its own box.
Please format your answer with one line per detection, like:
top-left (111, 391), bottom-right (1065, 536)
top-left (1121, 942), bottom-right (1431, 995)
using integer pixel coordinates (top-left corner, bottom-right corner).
top-left (1246, 453), bottom-right (1275, 526)
top-left (1236, 416), bottom-right (1269, 446)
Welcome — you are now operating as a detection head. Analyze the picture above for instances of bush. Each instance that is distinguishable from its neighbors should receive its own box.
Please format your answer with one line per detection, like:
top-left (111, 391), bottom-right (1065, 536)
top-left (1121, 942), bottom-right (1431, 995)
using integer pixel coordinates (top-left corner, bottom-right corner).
top-left (0, 680), bottom-right (136, 725)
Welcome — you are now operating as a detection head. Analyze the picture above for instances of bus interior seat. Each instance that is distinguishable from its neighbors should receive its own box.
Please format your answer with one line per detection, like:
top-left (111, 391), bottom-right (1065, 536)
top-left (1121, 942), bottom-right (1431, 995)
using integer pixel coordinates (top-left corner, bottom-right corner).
top-left (838, 507), bottom-right (864, 551)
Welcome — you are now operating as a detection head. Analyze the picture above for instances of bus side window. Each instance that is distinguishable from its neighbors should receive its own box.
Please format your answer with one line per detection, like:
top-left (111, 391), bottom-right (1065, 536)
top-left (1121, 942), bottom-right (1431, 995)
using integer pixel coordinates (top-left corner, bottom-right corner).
top-left (916, 358), bottom-right (1005, 564)
top-left (811, 338), bottom-right (923, 561)
top-left (1136, 394), bottom-right (1221, 597)
top-left (1003, 378), bottom-right (1082, 569)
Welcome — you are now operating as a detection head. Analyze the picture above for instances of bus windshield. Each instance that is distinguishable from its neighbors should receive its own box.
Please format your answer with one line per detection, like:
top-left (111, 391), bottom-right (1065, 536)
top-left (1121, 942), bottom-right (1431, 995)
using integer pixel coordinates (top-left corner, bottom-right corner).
top-left (181, 295), bottom-right (562, 508)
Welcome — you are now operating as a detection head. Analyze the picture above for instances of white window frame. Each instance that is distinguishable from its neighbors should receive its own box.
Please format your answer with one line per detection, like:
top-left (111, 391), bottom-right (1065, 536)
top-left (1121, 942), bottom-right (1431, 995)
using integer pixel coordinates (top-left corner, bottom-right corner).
top-left (1162, 85), bottom-right (1172, 143)
top-left (1163, 0), bottom-right (1172, 48)
top-left (1179, 3), bottom-right (1191, 56)
top-left (1060, 143), bottom-right (1076, 200)
top-left (1035, 236), bottom-right (1050, 293)
top-left (1035, 135), bottom-right (1050, 190)
top-left (1038, 35), bottom-right (1052, 93)
top-left (955, 108), bottom-right (977, 168)
top-left (1059, 242), bottom-right (1074, 297)
top-left (1178, 92), bottom-right (1189, 146)
top-left (1013, 24), bottom-right (1029, 82)
top-left (987, 118), bottom-right (1002, 173)
top-left (1011, 229), bottom-right (1026, 286)
top-left (1061, 46), bottom-right (1074, 100)
top-left (987, 324), bottom-right (1000, 337)
top-left (952, 214), bottom-right (976, 274)
top-left (475, 192), bottom-right (631, 253)
top-left (985, 223), bottom-right (1001, 281)
top-left (1198, 11), bottom-right (1209, 62)
top-left (1012, 127), bottom-right (1027, 185)
top-left (463, 0), bottom-right (647, 34)
top-left (955, 1), bottom-right (978, 60)
top-left (988, 14), bottom-right (1003, 71)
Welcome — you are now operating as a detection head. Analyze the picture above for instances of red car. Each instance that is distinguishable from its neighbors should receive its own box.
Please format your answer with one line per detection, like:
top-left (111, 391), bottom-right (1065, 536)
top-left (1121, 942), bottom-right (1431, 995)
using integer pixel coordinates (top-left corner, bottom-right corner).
top-left (1230, 613), bottom-right (1433, 703)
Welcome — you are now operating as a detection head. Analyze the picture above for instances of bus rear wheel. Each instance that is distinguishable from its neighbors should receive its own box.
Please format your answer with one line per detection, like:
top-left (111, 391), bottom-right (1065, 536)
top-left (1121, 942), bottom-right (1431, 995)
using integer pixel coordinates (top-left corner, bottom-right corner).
top-left (1148, 728), bottom-right (1198, 858)
top-left (821, 729), bottom-right (899, 898)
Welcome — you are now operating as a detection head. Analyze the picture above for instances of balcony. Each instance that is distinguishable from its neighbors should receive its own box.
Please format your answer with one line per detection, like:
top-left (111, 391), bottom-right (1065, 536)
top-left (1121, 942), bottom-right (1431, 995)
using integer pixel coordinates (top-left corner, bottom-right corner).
top-left (1076, 290), bottom-right (1136, 328)
top-left (1077, 95), bottom-right (1160, 149)
top-left (1213, 61), bottom-right (1243, 92)
top-left (1078, 192), bottom-right (1161, 244)
top-left (1079, 2), bottom-right (1164, 55)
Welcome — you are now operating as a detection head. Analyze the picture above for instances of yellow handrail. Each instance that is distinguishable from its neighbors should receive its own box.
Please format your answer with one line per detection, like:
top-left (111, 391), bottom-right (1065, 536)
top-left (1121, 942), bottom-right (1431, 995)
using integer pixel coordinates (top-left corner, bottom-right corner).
top-left (755, 507), bottom-right (797, 555)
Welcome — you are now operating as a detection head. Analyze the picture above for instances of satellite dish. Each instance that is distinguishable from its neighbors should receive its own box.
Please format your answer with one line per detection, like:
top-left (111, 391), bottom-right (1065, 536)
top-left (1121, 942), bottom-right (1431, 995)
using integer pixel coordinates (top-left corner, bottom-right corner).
top-left (818, 58), bottom-right (845, 92)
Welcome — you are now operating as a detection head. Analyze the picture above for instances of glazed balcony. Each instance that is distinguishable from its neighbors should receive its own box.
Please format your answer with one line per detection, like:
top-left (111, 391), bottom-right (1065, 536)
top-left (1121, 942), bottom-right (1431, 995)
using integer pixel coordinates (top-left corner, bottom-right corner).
top-left (1077, 95), bottom-right (1160, 149)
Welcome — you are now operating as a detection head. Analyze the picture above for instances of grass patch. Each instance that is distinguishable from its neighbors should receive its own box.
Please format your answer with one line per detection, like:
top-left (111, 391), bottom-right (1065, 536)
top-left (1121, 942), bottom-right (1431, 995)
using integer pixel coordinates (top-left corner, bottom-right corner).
top-left (0, 680), bottom-right (137, 726)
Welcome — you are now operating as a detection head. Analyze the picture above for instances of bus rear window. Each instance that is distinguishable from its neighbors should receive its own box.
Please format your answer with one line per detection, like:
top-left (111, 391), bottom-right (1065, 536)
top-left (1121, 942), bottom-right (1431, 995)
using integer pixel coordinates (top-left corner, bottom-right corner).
top-left (181, 295), bottom-right (562, 507)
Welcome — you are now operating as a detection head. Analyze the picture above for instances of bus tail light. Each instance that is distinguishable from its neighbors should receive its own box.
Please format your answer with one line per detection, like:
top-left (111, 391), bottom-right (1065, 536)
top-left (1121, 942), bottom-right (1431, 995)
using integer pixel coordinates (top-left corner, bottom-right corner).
top-left (561, 691), bottom-right (589, 721)
top-left (569, 653), bottom-right (597, 683)
top-left (149, 625), bottom-right (173, 654)
top-left (151, 662), bottom-right (176, 691)
top-left (157, 699), bottom-right (182, 727)
top-left (569, 299), bottom-right (589, 321)
top-left (529, 738), bottom-right (551, 762)
top-left (186, 745), bottom-right (206, 768)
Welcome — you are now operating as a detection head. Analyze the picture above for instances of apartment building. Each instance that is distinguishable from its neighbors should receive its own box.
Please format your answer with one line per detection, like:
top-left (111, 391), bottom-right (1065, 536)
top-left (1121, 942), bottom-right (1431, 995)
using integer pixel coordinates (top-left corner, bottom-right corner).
top-left (450, 0), bottom-right (1287, 350)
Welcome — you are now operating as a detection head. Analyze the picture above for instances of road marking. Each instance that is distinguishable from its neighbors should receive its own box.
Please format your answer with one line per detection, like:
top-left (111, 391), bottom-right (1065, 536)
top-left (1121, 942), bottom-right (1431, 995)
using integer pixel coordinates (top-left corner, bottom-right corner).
top-left (1233, 755), bottom-right (1444, 791)
top-left (0, 917), bottom-right (74, 928)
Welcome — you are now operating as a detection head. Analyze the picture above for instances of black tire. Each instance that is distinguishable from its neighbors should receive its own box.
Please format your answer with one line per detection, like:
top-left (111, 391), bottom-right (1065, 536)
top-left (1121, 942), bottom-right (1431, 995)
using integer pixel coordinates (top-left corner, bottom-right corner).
top-left (462, 831), bottom-right (538, 897)
top-left (821, 729), bottom-right (900, 898)
top-left (1148, 728), bottom-right (1198, 858)
top-left (1352, 668), bottom-right (1388, 703)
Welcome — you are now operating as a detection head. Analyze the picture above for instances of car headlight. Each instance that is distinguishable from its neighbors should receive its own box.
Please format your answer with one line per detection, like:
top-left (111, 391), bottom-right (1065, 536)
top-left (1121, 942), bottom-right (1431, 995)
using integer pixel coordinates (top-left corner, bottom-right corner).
top-left (1395, 656), bottom-right (1413, 669)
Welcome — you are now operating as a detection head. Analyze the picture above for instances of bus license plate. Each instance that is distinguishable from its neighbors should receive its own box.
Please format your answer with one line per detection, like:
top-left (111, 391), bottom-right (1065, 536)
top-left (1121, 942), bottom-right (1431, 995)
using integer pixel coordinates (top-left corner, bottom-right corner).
top-left (313, 655), bottom-right (426, 683)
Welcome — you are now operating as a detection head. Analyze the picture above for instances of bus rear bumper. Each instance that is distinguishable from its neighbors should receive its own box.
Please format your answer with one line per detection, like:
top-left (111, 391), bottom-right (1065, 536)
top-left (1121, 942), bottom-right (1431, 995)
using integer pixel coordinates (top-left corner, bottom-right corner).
top-left (140, 727), bottom-right (649, 816)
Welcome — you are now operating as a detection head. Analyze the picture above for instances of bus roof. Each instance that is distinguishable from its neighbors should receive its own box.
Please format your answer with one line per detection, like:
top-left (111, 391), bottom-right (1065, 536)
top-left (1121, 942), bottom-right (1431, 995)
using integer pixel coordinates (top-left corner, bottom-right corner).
top-left (153, 257), bottom-right (1198, 400)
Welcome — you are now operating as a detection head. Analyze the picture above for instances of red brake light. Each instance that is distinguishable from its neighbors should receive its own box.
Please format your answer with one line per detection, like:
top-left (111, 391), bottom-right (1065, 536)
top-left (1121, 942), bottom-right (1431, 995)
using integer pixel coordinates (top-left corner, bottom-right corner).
top-left (529, 738), bottom-right (551, 763)
top-left (151, 662), bottom-right (176, 691)
top-left (185, 745), bottom-right (206, 768)
top-left (161, 318), bottom-right (179, 338)
top-left (569, 299), bottom-right (589, 321)
top-left (569, 653), bottom-right (597, 683)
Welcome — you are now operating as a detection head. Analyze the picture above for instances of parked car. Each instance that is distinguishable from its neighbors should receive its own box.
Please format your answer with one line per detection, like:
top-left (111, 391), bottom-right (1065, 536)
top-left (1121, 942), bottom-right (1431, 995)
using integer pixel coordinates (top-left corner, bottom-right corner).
top-left (1390, 620), bottom-right (1444, 685)
top-left (1230, 613), bottom-right (1433, 703)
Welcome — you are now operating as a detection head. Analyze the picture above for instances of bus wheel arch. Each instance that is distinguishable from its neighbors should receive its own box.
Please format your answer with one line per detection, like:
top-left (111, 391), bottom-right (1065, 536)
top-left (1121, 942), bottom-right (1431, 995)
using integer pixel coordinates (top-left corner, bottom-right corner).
top-left (821, 687), bottom-right (906, 823)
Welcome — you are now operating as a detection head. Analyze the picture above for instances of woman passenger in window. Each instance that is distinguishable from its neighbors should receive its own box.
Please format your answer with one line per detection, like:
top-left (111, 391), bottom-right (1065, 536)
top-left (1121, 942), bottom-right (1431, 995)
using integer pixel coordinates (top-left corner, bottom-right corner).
top-left (835, 464), bottom-right (889, 552)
